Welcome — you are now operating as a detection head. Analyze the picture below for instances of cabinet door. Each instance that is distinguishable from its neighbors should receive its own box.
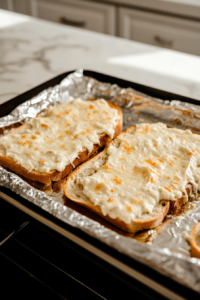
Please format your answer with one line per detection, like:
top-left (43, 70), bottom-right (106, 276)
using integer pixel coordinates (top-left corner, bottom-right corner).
top-left (36, 0), bottom-right (116, 35)
top-left (119, 7), bottom-right (200, 56)
top-left (12, 0), bottom-right (33, 15)
top-left (0, 0), bottom-right (14, 10)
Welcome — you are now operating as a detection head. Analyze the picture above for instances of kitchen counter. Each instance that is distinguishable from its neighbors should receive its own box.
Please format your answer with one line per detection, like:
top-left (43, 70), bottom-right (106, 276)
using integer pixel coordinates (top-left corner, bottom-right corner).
top-left (0, 8), bottom-right (200, 105)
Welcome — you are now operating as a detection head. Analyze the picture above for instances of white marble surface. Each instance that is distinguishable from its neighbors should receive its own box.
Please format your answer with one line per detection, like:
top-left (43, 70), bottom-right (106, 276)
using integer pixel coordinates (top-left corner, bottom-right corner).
top-left (0, 9), bottom-right (200, 106)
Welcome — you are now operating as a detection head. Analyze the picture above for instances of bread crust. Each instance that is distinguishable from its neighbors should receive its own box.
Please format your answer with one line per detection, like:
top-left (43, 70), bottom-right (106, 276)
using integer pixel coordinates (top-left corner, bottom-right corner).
top-left (0, 101), bottom-right (122, 184)
top-left (191, 222), bottom-right (200, 259)
top-left (63, 192), bottom-right (170, 233)
top-left (133, 202), bottom-right (170, 230)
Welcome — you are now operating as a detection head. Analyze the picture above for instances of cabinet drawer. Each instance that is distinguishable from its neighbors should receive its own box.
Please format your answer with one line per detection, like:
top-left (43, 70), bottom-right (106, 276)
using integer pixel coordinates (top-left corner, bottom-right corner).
top-left (36, 0), bottom-right (116, 35)
top-left (119, 7), bottom-right (200, 56)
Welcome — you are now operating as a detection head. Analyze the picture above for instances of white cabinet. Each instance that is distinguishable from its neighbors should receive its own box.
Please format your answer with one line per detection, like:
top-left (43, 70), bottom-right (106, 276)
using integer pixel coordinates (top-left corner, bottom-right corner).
top-left (0, 0), bottom-right (14, 10)
top-left (34, 0), bottom-right (116, 35)
top-left (119, 7), bottom-right (200, 56)
top-left (12, 0), bottom-right (32, 15)
top-left (1, 0), bottom-right (200, 56)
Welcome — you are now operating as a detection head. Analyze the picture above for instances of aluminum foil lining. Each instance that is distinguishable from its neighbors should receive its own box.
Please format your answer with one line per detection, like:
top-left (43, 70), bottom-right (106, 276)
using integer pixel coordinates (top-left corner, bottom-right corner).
top-left (1, 69), bottom-right (200, 293)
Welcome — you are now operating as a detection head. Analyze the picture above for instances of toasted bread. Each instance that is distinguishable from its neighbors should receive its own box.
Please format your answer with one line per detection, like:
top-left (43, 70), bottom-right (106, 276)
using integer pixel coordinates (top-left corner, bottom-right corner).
top-left (0, 100), bottom-right (122, 184)
top-left (191, 221), bottom-right (200, 259)
top-left (63, 124), bottom-right (194, 234)
top-left (63, 145), bottom-right (170, 233)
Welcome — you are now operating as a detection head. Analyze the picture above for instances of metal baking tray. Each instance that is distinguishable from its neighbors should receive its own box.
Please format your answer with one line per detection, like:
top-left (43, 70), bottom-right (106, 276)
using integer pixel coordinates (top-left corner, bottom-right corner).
top-left (0, 70), bottom-right (200, 300)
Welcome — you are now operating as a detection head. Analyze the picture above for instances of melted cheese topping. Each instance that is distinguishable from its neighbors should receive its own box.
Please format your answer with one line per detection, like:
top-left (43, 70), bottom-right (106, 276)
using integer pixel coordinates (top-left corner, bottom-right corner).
top-left (80, 123), bottom-right (200, 224)
top-left (0, 99), bottom-right (119, 173)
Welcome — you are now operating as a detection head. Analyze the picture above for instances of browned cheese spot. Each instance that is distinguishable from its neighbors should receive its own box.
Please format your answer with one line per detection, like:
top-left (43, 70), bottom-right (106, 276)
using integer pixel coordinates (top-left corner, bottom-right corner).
top-left (145, 159), bottom-right (157, 166)
top-left (122, 141), bottom-right (135, 154)
top-left (165, 186), bottom-right (172, 192)
top-left (111, 177), bottom-right (122, 185)
top-left (173, 178), bottom-right (180, 184)
top-left (150, 176), bottom-right (156, 183)
top-left (137, 125), bottom-right (149, 134)
top-left (188, 150), bottom-right (197, 156)
top-left (107, 198), bottom-right (115, 203)
top-left (126, 206), bottom-right (132, 212)
top-left (65, 110), bottom-right (71, 115)
top-left (104, 165), bottom-right (112, 171)
top-left (131, 200), bottom-right (144, 205)
top-left (41, 124), bottom-right (48, 128)
top-left (57, 113), bottom-right (63, 118)
top-left (73, 134), bottom-right (78, 140)
top-left (94, 184), bottom-right (102, 191)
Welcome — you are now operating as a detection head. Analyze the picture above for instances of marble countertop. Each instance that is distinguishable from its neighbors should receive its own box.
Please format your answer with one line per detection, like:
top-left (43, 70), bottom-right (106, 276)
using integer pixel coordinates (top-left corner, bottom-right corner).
top-left (0, 9), bottom-right (200, 106)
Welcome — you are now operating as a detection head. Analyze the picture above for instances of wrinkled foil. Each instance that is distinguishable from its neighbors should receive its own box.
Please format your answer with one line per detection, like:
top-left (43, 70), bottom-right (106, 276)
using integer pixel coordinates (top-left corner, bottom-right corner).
top-left (1, 69), bottom-right (200, 293)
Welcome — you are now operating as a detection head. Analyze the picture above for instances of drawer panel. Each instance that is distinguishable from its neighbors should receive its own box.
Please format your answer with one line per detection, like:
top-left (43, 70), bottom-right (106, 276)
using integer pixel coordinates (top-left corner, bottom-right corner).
top-left (37, 0), bottom-right (116, 35)
top-left (119, 7), bottom-right (200, 56)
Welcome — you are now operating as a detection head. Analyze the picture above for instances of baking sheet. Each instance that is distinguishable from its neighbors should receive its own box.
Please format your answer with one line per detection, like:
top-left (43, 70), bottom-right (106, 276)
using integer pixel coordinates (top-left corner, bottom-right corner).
top-left (1, 69), bottom-right (200, 292)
